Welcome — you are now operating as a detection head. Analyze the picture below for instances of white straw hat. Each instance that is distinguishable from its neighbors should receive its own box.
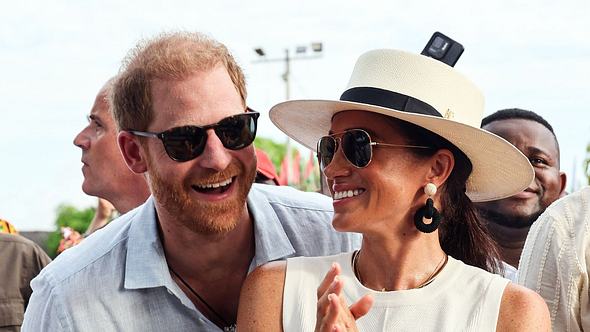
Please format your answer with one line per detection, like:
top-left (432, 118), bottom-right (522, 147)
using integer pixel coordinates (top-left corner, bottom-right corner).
top-left (269, 49), bottom-right (534, 202)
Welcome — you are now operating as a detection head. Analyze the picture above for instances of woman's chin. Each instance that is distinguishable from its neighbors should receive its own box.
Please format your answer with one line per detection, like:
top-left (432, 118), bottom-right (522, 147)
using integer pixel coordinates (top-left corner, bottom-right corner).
top-left (331, 214), bottom-right (359, 233)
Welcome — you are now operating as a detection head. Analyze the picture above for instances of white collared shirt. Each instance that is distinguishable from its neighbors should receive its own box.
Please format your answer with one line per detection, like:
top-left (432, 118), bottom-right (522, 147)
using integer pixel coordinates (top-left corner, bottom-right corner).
top-left (22, 184), bottom-right (360, 331)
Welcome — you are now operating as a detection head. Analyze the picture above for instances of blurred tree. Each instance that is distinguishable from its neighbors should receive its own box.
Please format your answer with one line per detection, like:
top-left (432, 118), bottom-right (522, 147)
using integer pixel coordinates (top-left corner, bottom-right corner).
top-left (255, 136), bottom-right (320, 192)
top-left (254, 136), bottom-right (286, 170)
top-left (300, 151), bottom-right (321, 192)
top-left (46, 204), bottom-right (94, 258)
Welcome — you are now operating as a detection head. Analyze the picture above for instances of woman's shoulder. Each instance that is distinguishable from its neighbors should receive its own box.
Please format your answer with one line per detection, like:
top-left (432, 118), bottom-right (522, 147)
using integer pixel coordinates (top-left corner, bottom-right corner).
top-left (238, 261), bottom-right (288, 331)
top-left (245, 260), bottom-right (288, 288)
top-left (496, 283), bottom-right (550, 331)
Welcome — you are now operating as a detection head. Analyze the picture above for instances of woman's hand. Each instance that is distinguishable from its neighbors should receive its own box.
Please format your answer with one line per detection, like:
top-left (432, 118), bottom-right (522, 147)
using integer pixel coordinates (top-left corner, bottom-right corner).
top-left (315, 263), bottom-right (373, 332)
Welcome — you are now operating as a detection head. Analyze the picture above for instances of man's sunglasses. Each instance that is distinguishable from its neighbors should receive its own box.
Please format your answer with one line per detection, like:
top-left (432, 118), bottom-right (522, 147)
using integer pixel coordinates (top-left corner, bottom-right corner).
top-left (317, 128), bottom-right (432, 170)
top-left (128, 110), bottom-right (260, 162)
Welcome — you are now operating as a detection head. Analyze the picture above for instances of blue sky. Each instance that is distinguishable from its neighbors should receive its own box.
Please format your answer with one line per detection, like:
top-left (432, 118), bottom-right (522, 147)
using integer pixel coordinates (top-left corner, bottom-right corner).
top-left (1, 0), bottom-right (588, 230)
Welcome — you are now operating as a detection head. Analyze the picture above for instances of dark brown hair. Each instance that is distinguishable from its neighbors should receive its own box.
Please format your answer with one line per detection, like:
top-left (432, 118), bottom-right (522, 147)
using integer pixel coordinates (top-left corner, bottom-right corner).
top-left (391, 117), bottom-right (503, 274)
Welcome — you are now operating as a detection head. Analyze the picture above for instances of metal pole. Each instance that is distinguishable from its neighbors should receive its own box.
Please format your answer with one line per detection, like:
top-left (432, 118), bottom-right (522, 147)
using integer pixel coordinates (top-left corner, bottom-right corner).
top-left (284, 48), bottom-right (290, 100)
top-left (283, 48), bottom-right (292, 185)
top-left (252, 45), bottom-right (323, 187)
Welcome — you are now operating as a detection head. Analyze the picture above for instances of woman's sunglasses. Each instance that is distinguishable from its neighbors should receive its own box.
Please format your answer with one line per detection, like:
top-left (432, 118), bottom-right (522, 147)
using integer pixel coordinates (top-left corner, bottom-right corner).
top-left (317, 128), bottom-right (432, 170)
top-left (128, 110), bottom-right (260, 162)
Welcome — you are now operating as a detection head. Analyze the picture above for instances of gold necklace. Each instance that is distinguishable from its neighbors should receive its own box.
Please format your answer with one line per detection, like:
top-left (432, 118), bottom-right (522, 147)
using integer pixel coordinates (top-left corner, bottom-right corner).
top-left (352, 250), bottom-right (448, 291)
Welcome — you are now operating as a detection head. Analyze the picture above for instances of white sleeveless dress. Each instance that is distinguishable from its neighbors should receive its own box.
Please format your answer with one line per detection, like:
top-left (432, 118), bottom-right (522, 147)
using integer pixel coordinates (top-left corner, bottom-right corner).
top-left (283, 252), bottom-right (509, 332)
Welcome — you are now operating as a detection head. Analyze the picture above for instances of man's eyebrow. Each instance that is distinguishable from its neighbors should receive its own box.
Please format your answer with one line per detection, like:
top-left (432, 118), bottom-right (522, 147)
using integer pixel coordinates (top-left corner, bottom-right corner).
top-left (526, 146), bottom-right (555, 160)
top-left (88, 114), bottom-right (102, 122)
top-left (527, 146), bottom-right (548, 155)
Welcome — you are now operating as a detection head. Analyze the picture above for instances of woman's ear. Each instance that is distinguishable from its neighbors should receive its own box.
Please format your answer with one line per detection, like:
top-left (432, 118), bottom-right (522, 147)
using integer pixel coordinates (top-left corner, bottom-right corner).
top-left (427, 149), bottom-right (454, 188)
top-left (118, 131), bottom-right (148, 174)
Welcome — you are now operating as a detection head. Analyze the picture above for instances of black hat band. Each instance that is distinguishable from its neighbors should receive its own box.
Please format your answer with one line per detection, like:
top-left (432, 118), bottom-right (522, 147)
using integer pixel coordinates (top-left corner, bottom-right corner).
top-left (340, 87), bottom-right (442, 117)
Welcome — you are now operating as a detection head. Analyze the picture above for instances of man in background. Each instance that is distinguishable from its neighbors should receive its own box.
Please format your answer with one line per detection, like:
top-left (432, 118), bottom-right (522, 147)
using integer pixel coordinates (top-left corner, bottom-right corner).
top-left (0, 224), bottom-right (50, 331)
top-left (254, 148), bottom-right (280, 185)
top-left (58, 78), bottom-right (152, 253)
top-left (73, 78), bottom-right (150, 217)
top-left (476, 108), bottom-right (566, 268)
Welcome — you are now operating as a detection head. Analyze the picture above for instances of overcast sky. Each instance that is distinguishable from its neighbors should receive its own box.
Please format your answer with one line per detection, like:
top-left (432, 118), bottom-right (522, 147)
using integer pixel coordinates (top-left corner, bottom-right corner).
top-left (1, 0), bottom-right (588, 230)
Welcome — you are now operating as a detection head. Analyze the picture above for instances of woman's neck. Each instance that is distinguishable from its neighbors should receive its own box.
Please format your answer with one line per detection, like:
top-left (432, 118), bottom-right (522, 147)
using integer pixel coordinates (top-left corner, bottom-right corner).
top-left (355, 231), bottom-right (447, 291)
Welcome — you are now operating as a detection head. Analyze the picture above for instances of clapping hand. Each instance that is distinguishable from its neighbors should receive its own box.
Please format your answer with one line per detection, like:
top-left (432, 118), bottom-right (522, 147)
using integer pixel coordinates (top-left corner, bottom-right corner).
top-left (315, 263), bottom-right (373, 332)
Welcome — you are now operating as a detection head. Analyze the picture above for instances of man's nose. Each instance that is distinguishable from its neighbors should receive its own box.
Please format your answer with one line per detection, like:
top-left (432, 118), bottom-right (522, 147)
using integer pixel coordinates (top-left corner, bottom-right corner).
top-left (73, 127), bottom-right (91, 150)
top-left (196, 130), bottom-right (232, 171)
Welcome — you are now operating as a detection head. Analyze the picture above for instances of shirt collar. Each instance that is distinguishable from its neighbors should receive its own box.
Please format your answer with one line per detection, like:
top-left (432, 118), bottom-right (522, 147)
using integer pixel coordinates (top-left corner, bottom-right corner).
top-left (247, 184), bottom-right (296, 269)
top-left (124, 196), bottom-right (174, 290)
top-left (124, 185), bottom-right (297, 287)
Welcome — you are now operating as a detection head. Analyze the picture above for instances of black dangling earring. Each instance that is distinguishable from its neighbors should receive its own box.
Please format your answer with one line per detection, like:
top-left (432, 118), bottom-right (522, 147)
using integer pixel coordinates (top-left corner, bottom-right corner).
top-left (414, 183), bottom-right (442, 233)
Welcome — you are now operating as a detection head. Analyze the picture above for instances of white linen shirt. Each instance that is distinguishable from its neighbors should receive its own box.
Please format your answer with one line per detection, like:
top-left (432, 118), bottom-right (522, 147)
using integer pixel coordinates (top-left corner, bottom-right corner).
top-left (518, 186), bottom-right (590, 332)
top-left (22, 184), bottom-right (360, 331)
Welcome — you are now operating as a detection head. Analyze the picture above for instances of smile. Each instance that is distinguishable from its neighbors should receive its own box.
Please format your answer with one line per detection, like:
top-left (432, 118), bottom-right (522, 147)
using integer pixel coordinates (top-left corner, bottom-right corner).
top-left (333, 189), bottom-right (365, 200)
top-left (191, 177), bottom-right (234, 194)
top-left (194, 178), bottom-right (233, 189)
top-left (511, 190), bottom-right (537, 199)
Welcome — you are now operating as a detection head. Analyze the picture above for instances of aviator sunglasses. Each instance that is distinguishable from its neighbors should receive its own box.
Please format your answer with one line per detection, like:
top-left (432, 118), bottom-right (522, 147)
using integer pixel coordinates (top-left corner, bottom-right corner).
top-left (317, 128), bottom-right (432, 170)
top-left (128, 110), bottom-right (260, 162)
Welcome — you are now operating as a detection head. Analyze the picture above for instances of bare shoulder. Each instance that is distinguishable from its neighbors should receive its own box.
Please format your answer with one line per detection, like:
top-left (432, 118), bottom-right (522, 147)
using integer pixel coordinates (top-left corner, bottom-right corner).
top-left (242, 260), bottom-right (287, 293)
top-left (496, 282), bottom-right (550, 332)
top-left (237, 261), bottom-right (287, 331)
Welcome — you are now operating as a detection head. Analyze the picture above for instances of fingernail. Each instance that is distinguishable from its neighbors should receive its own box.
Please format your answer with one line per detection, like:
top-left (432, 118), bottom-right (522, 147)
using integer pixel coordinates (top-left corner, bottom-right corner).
top-left (330, 275), bottom-right (339, 288)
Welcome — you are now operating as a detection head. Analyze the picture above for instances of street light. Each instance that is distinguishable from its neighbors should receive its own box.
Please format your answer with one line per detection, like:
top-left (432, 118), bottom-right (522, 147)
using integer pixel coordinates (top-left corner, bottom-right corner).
top-left (311, 42), bottom-right (323, 53)
top-left (252, 42), bottom-right (323, 100)
top-left (252, 42), bottom-right (324, 185)
top-left (254, 47), bottom-right (265, 57)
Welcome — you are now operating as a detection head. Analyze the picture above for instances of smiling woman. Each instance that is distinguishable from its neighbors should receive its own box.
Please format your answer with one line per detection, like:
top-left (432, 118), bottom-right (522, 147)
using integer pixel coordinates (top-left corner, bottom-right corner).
top-left (236, 48), bottom-right (551, 331)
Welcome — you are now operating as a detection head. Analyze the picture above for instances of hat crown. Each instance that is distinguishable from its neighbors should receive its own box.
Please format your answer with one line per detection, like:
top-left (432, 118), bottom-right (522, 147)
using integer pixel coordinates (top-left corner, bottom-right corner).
top-left (346, 49), bottom-right (484, 127)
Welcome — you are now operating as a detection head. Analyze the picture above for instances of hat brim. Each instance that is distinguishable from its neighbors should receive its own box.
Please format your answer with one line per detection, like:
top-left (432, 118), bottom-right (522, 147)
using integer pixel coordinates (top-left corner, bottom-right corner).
top-left (270, 99), bottom-right (534, 202)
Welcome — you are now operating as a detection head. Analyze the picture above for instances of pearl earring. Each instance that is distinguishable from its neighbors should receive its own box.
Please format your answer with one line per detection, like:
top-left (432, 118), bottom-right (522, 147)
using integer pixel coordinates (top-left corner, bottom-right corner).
top-left (414, 183), bottom-right (442, 233)
top-left (424, 182), bottom-right (437, 196)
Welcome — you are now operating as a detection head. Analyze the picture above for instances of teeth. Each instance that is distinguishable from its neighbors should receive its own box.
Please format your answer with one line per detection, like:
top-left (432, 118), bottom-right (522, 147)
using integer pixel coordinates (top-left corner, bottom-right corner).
top-left (196, 178), bottom-right (233, 189)
top-left (333, 189), bottom-right (363, 200)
